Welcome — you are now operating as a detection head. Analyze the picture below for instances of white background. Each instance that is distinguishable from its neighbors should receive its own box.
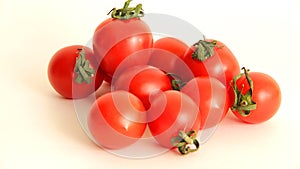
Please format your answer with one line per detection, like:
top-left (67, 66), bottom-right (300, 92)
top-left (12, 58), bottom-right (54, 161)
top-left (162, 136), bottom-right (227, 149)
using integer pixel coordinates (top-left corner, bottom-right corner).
top-left (1, 0), bottom-right (300, 168)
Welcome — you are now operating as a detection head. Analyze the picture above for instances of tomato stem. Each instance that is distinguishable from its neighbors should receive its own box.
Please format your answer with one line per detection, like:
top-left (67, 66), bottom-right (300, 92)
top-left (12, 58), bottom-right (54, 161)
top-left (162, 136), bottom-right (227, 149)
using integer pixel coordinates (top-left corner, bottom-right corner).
top-left (192, 40), bottom-right (217, 61)
top-left (108, 0), bottom-right (144, 20)
top-left (74, 49), bottom-right (95, 84)
top-left (167, 73), bottom-right (187, 91)
top-left (231, 67), bottom-right (257, 116)
top-left (171, 130), bottom-right (200, 155)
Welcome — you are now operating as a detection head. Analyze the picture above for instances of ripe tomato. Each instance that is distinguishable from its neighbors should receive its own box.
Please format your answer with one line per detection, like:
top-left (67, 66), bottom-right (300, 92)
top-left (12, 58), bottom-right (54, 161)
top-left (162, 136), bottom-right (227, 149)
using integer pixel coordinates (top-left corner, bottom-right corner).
top-left (148, 37), bottom-right (192, 81)
top-left (152, 37), bottom-right (188, 60)
top-left (181, 77), bottom-right (230, 130)
top-left (112, 65), bottom-right (172, 109)
top-left (93, 1), bottom-right (153, 82)
top-left (88, 91), bottom-right (147, 149)
top-left (149, 37), bottom-right (188, 70)
top-left (147, 90), bottom-right (200, 153)
top-left (183, 39), bottom-right (240, 88)
top-left (48, 45), bottom-right (103, 99)
top-left (230, 68), bottom-right (281, 124)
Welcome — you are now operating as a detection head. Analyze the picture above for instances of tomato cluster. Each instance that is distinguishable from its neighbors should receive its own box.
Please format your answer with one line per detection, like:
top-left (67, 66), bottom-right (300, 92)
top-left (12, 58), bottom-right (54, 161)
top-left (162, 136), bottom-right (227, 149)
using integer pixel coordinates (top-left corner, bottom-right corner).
top-left (47, 0), bottom-right (281, 155)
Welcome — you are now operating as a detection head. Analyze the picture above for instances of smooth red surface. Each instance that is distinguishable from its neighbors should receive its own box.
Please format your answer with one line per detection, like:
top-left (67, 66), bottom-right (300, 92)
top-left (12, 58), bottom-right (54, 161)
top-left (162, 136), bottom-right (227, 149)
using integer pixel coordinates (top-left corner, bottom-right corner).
top-left (88, 91), bottom-right (147, 149)
top-left (47, 45), bottom-right (103, 99)
top-left (182, 77), bottom-right (230, 129)
top-left (147, 90), bottom-right (201, 148)
top-left (230, 72), bottom-right (281, 123)
top-left (183, 40), bottom-right (240, 88)
top-left (113, 65), bottom-right (172, 109)
top-left (93, 18), bottom-right (153, 79)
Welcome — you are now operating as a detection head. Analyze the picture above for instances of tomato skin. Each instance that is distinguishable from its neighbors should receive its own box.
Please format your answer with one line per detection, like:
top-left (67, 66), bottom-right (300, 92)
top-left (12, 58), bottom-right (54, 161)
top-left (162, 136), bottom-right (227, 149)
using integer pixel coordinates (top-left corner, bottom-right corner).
top-left (147, 90), bottom-right (201, 148)
top-left (88, 91), bottom-right (147, 149)
top-left (183, 40), bottom-right (240, 88)
top-left (148, 37), bottom-right (192, 80)
top-left (151, 37), bottom-right (188, 61)
top-left (93, 18), bottom-right (153, 80)
top-left (47, 45), bottom-right (103, 99)
top-left (230, 72), bottom-right (281, 124)
top-left (112, 65), bottom-right (172, 109)
top-left (181, 77), bottom-right (230, 130)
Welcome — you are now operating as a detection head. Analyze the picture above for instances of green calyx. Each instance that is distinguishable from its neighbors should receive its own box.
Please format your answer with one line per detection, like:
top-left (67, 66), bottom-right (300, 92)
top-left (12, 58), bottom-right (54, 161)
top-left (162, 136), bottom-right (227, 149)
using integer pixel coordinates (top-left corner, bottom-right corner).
top-left (167, 73), bottom-right (187, 91)
top-left (108, 0), bottom-right (144, 20)
top-left (192, 40), bottom-right (217, 61)
top-left (171, 130), bottom-right (200, 155)
top-left (74, 49), bottom-right (95, 84)
top-left (231, 67), bottom-right (257, 116)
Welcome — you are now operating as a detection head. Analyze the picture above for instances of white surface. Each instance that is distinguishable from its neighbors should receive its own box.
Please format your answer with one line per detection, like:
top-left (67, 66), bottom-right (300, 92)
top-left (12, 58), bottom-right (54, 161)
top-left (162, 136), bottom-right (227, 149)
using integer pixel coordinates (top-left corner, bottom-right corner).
top-left (1, 0), bottom-right (300, 168)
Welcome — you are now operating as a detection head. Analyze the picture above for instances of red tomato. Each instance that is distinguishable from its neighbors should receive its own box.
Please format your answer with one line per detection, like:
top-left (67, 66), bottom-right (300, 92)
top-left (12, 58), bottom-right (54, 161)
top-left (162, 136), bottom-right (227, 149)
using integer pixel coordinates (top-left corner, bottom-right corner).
top-left (93, 17), bottom-right (153, 81)
top-left (230, 69), bottom-right (281, 123)
top-left (112, 65), bottom-right (172, 109)
top-left (181, 77), bottom-right (230, 130)
top-left (183, 39), bottom-right (240, 88)
top-left (148, 37), bottom-right (193, 81)
top-left (152, 37), bottom-right (188, 60)
top-left (147, 90), bottom-right (201, 149)
top-left (88, 91), bottom-right (147, 149)
top-left (48, 45), bottom-right (103, 99)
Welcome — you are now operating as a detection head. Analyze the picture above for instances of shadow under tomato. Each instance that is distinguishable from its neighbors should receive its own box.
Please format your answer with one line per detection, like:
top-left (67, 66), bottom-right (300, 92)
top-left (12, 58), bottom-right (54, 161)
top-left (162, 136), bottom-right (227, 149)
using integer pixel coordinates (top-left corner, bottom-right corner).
top-left (19, 63), bottom-right (98, 149)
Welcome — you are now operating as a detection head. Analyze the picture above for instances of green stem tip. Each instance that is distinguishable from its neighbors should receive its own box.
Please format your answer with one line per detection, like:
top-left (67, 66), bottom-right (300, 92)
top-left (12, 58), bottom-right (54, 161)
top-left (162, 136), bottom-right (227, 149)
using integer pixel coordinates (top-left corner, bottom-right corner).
top-left (74, 49), bottom-right (95, 84)
top-left (231, 67), bottom-right (257, 116)
top-left (166, 73), bottom-right (187, 91)
top-left (171, 130), bottom-right (200, 155)
top-left (108, 0), bottom-right (144, 20)
top-left (192, 40), bottom-right (217, 61)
